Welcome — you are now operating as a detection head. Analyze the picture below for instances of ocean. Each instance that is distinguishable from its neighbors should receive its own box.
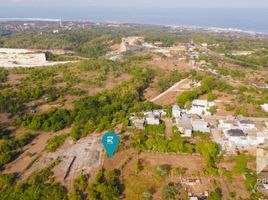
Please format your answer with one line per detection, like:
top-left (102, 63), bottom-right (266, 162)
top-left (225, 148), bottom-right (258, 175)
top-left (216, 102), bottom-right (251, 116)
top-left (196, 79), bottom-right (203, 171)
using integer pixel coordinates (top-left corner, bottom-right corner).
top-left (1, 6), bottom-right (268, 33)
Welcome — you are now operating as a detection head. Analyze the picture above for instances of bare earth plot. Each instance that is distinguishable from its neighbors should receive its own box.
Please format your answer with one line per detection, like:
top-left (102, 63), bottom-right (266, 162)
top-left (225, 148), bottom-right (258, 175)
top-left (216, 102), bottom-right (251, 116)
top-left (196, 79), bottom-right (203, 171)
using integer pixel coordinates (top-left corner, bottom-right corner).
top-left (8, 133), bottom-right (103, 189)
top-left (145, 55), bottom-right (192, 71)
top-left (150, 78), bottom-right (192, 105)
top-left (140, 152), bottom-right (205, 174)
top-left (52, 134), bottom-right (103, 188)
top-left (3, 128), bottom-right (71, 174)
top-left (115, 151), bottom-right (206, 200)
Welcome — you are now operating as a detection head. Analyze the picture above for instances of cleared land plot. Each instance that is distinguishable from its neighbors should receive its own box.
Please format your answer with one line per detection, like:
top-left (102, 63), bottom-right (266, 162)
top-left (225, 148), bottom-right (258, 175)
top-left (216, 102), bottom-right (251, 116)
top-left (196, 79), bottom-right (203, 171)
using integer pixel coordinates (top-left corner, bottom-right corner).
top-left (104, 150), bottom-right (206, 199)
top-left (3, 128), bottom-right (71, 175)
top-left (150, 78), bottom-right (192, 105)
top-left (52, 135), bottom-right (103, 188)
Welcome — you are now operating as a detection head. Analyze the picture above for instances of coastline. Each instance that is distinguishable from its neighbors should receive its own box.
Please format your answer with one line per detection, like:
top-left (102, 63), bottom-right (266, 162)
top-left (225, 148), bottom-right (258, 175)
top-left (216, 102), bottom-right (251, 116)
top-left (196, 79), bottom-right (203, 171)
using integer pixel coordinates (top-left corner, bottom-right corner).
top-left (0, 17), bottom-right (267, 36)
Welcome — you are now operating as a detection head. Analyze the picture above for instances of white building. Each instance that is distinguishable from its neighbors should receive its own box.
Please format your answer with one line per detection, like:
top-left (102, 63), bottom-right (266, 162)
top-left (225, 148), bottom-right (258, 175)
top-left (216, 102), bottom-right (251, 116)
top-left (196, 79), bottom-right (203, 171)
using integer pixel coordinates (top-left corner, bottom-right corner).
top-left (261, 104), bottom-right (268, 112)
top-left (190, 197), bottom-right (199, 200)
top-left (187, 99), bottom-right (215, 116)
top-left (120, 36), bottom-right (144, 52)
top-left (153, 109), bottom-right (167, 117)
top-left (218, 119), bottom-right (239, 130)
top-left (172, 105), bottom-right (182, 118)
top-left (238, 120), bottom-right (256, 131)
top-left (191, 119), bottom-right (210, 133)
top-left (129, 116), bottom-right (145, 129)
top-left (224, 129), bottom-right (247, 145)
top-left (146, 113), bottom-right (160, 125)
top-left (224, 129), bottom-right (264, 148)
top-left (175, 115), bottom-right (192, 137)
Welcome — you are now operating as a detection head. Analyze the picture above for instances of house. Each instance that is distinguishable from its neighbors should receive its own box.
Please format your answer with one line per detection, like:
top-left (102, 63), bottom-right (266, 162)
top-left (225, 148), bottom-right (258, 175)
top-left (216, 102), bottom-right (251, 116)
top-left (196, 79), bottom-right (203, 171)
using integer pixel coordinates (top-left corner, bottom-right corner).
top-left (191, 119), bottom-right (210, 133)
top-left (153, 109), bottom-right (167, 117)
top-left (129, 116), bottom-right (145, 129)
top-left (224, 129), bottom-right (264, 147)
top-left (134, 118), bottom-right (145, 129)
top-left (146, 113), bottom-right (160, 125)
top-left (224, 129), bottom-right (247, 146)
top-left (175, 115), bottom-right (192, 137)
top-left (261, 104), bottom-right (268, 112)
top-left (247, 136), bottom-right (265, 146)
top-left (172, 105), bottom-right (182, 118)
top-left (187, 99), bottom-right (215, 116)
top-left (238, 119), bottom-right (256, 131)
top-left (218, 119), bottom-right (239, 130)
top-left (225, 129), bottom-right (246, 138)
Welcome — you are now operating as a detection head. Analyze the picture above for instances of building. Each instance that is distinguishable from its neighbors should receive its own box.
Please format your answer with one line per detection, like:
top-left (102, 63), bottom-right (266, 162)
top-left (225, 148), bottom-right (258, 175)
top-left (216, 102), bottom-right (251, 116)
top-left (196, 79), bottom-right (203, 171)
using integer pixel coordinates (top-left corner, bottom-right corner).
top-left (224, 129), bottom-right (264, 147)
top-left (218, 118), bottom-right (239, 130)
top-left (226, 129), bottom-right (246, 138)
top-left (238, 120), bottom-right (256, 131)
top-left (172, 105), bottom-right (182, 118)
top-left (120, 36), bottom-right (144, 52)
top-left (129, 116), bottom-right (145, 129)
top-left (153, 109), bottom-right (167, 117)
top-left (130, 109), bottom-right (166, 127)
top-left (224, 129), bottom-right (247, 146)
top-left (146, 113), bottom-right (160, 125)
top-left (187, 99), bottom-right (215, 116)
top-left (191, 119), bottom-right (210, 133)
top-left (261, 104), bottom-right (268, 112)
top-left (231, 51), bottom-right (254, 56)
top-left (175, 115), bottom-right (192, 137)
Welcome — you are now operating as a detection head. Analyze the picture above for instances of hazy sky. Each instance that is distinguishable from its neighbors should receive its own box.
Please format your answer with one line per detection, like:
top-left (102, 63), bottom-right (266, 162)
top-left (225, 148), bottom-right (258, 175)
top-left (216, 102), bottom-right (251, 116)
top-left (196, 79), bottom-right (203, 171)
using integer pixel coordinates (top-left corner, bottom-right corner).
top-left (2, 0), bottom-right (268, 8)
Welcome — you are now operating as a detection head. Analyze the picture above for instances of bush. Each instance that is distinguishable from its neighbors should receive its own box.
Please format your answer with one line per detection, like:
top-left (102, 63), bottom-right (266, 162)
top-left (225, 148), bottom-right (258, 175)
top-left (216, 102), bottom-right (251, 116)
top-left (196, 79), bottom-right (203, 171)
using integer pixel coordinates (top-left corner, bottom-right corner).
top-left (73, 174), bottom-right (89, 192)
top-left (162, 183), bottom-right (183, 200)
top-left (155, 164), bottom-right (171, 177)
top-left (45, 134), bottom-right (68, 152)
top-left (20, 109), bottom-right (73, 132)
top-left (225, 104), bottom-right (235, 111)
top-left (87, 169), bottom-right (121, 200)
top-left (207, 92), bottom-right (218, 101)
top-left (207, 188), bottom-right (222, 200)
top-left (0, 173), bottom-right (17, 189)
top-left (209, 106), bottom-right (218, 115)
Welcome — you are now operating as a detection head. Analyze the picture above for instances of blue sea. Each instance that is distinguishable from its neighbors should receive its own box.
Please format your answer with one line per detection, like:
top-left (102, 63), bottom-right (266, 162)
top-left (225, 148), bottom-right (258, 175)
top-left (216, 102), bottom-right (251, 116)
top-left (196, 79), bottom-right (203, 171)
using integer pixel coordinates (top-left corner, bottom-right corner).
top-left (1, 6), bottom-right (268, 33)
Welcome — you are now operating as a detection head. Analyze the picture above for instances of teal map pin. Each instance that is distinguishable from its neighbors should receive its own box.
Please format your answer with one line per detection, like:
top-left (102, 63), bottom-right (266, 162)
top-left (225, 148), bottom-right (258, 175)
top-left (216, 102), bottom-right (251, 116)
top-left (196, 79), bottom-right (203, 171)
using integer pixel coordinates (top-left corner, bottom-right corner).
top-left (102, 132), bottom-right (119, 158)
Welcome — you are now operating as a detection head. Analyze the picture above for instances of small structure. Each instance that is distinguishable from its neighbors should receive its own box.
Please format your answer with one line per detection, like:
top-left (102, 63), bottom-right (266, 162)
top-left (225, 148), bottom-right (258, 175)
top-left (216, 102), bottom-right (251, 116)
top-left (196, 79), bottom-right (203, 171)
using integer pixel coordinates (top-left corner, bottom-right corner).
top-left (175, 115), bottom-right (193, 137)
top-left (226, 129), bottom-right (246, 137)
top-left (191, 119), bottom-right (210, 133)
top-left (153, 109), bottom-right (167, 117)
top-left (146, 113), bottom-right (160, 125)
top-left (231, 50), bottom-right (254, 56)
top-left (224, 129), bottom-right (264, 147)
top-left (129, 116), bottom-right (145, 129)
top-left (261, 104), bottom-right (268, 112)
top-left (120, 36), bottom-right (144, 52)
top-left (238, 119), bottom-right (256, 131)
top-left (218, 119), bottom-right (239, 130)
top-left (187, 99), bottom-right (215, 116)
top-left (172, 105), bottom-right (182, 118)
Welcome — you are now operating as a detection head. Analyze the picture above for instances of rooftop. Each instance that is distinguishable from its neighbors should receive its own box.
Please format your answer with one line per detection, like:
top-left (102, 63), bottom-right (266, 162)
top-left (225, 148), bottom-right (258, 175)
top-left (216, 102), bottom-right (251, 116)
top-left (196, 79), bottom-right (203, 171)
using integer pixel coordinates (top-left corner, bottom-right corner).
top-left (227, 129), bottom-right (245, 137)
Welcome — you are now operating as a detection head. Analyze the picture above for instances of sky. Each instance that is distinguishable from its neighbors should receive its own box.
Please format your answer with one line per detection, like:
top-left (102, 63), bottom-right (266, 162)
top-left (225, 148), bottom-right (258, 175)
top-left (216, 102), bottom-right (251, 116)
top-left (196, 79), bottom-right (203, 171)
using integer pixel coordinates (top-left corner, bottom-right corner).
top-left (1, 0), bottom-right (268, 8)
